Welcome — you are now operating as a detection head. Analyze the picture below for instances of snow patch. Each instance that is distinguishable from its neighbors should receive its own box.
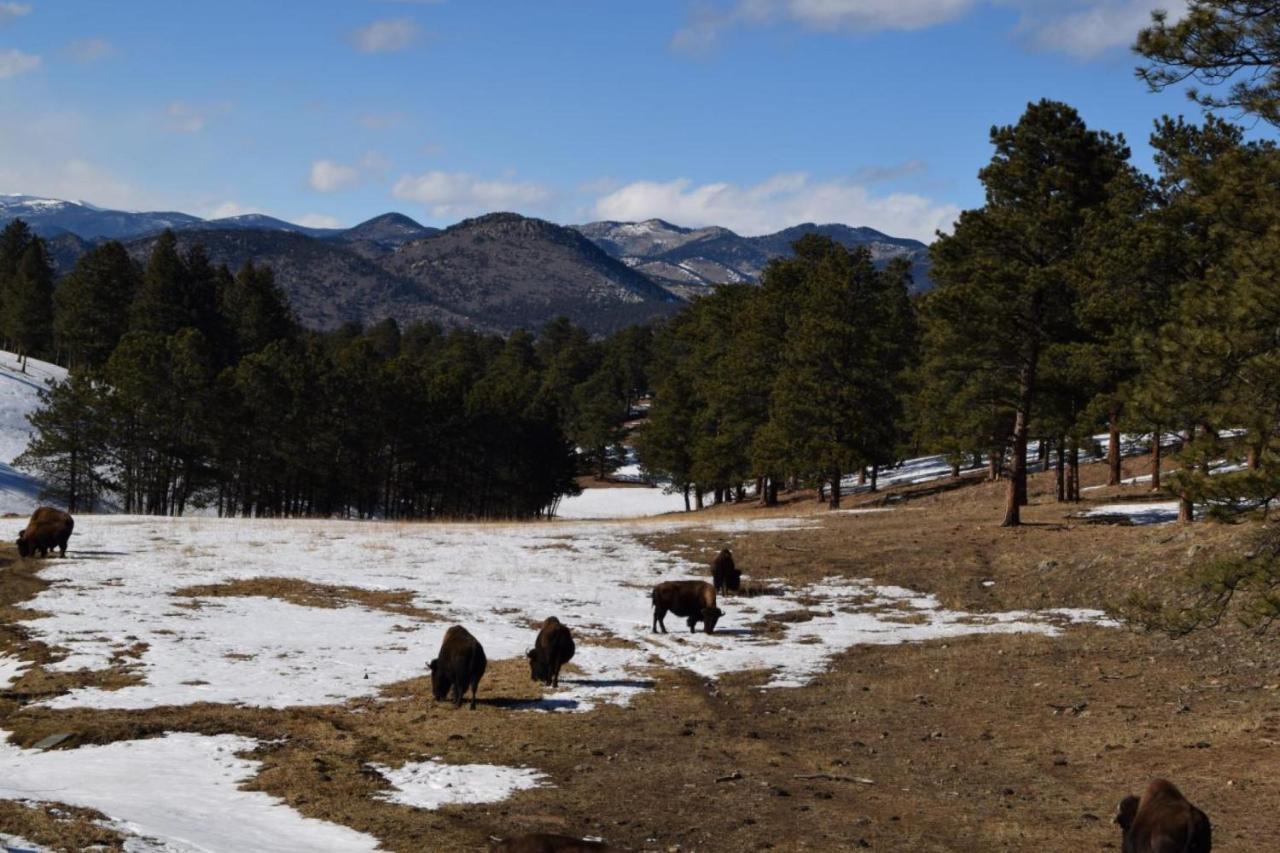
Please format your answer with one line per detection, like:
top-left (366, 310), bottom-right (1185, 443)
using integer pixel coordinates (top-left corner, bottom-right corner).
top-left (0, 655), bottom-right (25, 689)
top-left (0, 731), bottom-right (381, 852)
top-left (372, 759), bottom-right (548, 811)
top-left (1083, 502), bottom-right (1180, 525)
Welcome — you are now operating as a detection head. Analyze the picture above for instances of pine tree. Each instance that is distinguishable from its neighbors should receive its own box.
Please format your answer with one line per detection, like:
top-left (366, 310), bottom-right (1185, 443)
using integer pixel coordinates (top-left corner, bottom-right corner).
top-left (54, 241), bottom-right (140, 369)
top-left (928, 100), bottom-right (1131, 526)
top-left (14, 370), bottom-right (110, 512)
top-left (1, 237), bottom-right (55, 362)
top-left (221, 261), bottom-right (296, 358)
top-left (130, 231), bottom-right (190, 337)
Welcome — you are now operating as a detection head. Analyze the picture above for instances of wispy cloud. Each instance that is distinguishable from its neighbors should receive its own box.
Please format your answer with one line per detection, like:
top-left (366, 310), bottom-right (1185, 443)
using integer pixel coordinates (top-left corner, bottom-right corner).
top-left (66, 37), bottom-right (113, 63)
top-left (296, 213), bottom-right (343, 229)
top-left (349, 18), bottom-right (420, 53)
top-left (392, 170), bottom-right (552, 218)
top-left (592, 172), bottom-right (959, 242)
top-left (0, 48), bottom-right (39, 79)
top-left (0, 2), bottom-right (31, 27)
top-left (165, 100), bottom-right (230, 133)
top-left (309, 159), bottom-right (361, 192)
top-left (672, 0), bottom-right (1185, 58)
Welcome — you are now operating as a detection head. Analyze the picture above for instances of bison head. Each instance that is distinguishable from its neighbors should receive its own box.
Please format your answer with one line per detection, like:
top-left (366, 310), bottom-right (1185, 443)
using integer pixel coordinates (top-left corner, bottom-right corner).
top-left (428, 658), bottom-right (451, 701)
top-left (16, 531), bottom-right (30, 558)
top-left (702, 606), bottom-right (724, 634)
top-left (1114, 794), bottom-right (1139, 832)
top-left (526, 648), bottom-right (548, 684)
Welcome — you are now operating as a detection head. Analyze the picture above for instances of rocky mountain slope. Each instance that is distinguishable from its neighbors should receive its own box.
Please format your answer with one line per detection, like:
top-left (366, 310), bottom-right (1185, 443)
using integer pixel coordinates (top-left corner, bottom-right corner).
top-left (576, 218), bottom-right (933, 296)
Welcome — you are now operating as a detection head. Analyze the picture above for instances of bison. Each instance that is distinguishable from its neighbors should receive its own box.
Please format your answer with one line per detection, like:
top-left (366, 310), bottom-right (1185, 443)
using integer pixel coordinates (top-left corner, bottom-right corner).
top-left (1115, 779), bottom-right (1211, 853)
top-left (711, 547), bottom-right (740, 594)
top-left (491, 833), bottom-right (616, 852)
top-left (429, 625), bottom-right (487, 710)
top-left (527, 617), bottom-right (575, 688)
top-left (652, 580), bottom-right (723, 634)
top-left (17, 507), bottom-right (73, 558)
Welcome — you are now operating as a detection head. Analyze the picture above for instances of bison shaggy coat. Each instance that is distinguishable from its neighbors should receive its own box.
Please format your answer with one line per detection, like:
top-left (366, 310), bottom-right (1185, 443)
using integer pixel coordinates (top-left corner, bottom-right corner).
top-left (711, 547), bottom-right (741, 594)
top-left (527, 617), bottom-right (575, 687)
top-left (17, 506), bottom-right (73, 558)
top-left (429, 625), bottom-right (487, 710)
top-left (651, 580), bottom-right (723, 634)
top-left (491, 833), bottom-right (616, 852)
top-left (1115, 779), bottom-right (1211, 853)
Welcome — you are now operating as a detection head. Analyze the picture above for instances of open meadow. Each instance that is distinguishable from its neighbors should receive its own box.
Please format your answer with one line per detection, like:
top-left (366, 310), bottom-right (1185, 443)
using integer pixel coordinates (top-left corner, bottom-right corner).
top-left (1, 453), bottom-right (1273, 851)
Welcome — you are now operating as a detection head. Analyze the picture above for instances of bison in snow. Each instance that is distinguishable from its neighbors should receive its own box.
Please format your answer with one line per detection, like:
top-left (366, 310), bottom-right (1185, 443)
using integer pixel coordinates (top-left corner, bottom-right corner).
top-left (17, 507), bottom-right (73, 558)
top-left (429, 625), bottom-right (487, 710)
top-left (711, 547), bottom-right (740, 594)
top-left (527, 617), bottom-right (575, 688)
top-left (651, 580), bottom-right (723, 634)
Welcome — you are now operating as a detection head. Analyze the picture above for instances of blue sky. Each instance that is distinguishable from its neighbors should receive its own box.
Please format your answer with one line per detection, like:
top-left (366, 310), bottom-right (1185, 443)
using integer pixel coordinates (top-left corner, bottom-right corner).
top-left (0, 1), bottom-right (1238, 240)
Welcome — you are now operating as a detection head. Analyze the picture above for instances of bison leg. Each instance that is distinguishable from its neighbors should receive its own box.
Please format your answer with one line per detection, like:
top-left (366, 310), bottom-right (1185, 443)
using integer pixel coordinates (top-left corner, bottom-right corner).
top-left (653, 606), bottom-right (668, 633)
top-left (551, 662), bottom-right (560, 688)
top-left (469, 677), bottom-right (480, 710)
top-left (687, 615), bottom-right (699, 633)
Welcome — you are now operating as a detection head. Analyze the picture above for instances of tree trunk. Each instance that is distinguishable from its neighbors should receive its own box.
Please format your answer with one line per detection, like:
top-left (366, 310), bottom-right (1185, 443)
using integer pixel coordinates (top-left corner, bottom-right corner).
top-left (1178, 492), bottom-right (1193, 523)
top-left (683, 485), bottom-right (690, 512)
top-left (694, 489), bottom-right (704, 511)
top-left (767, 478), bottom-right (779, 506)
top-left (950, 460), bottom-right (960, 479)
top-left (988, 452), bottom-right (1001, 482)
top-left (1003, 397), bottom-right (1031, 527)
top-left (870, 464), bottom-right (879, 492)
top-left (756, 477), bottom-right (765, 505)
top-left (1108, 411), bottom-right (1122, 486)
top-left (1151, 428), bottom-right (1162, 492)
top-left (828, 472), bottom-right (841, 510)
top-left (858, 469), bottom-right (866, 486)
top-left (1064, 438), bottom-right (1075, 499)
top-left (1248, 443), bottom-right (1262, 471)
top-left (735, 484), bottom-right (745, 503)
top-left (817, 481), bottom-right (826, 503)
top-left (1055, 438), bottom-right (1065, 503)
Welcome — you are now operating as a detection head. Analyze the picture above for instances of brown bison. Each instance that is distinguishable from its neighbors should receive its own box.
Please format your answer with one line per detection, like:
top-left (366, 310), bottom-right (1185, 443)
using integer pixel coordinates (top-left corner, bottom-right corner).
top-left (429, 625), bottom-right (487, 710)
top-left (527, 617), bottom-right (575, 688)
top-left (491, 833), bottom-right (616, 852)
top-left (1115, 779), bottom-right (1211, 853)
top-left (17, 507), bottom-right (73, 558)
top-left (651, 580), bottom-right (723, 634)
top-left (711, 547), bottom-right (740, 594)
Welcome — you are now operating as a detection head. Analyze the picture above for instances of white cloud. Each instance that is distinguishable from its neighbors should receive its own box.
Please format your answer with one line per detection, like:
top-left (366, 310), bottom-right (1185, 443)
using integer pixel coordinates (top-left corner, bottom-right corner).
top-left (592, 173), bottom-right (959, 242)
top-left (66, 37), bottom-right (113, 63)
top-left (673, 0), bottom-right (1185, 57)
top-left (673, 0), bottom-right (977, 51)
top-left (201, 201), bottom-right (263, 220)
top-left (0, 48), bottom-right (39, 79)
top-left (349, 18), bottom-right (420, 53)
top-left (166, 101), bottom-right (208, 134)
top-left (1015, 0), bottom-right (1189, 59)
top-left (391, 170), bottom-right (553, 219)
top-left (0, 2), bottom-right (30, 26)
top-left (309, 159), bottom-right (361, 192)
top-left (296, 213), bottom-right (343, 229)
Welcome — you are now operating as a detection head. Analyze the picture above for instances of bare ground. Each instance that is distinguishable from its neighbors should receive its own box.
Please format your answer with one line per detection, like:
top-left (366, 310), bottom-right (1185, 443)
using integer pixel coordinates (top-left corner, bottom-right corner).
top-left (2, 454), bottom-right (1277, 851)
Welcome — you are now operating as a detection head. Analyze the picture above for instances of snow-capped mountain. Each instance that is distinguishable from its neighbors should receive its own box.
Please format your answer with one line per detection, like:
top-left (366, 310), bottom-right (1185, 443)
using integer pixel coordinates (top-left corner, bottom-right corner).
top-left (575, 218), bottom-right (933, 295)
top-left (0, 194), bottom-right (204, 240)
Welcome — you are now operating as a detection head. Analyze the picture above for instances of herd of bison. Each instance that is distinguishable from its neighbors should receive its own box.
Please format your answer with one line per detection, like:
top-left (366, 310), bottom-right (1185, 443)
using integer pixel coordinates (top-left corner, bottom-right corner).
top-left (9, 508), bottom-right (1212, 852)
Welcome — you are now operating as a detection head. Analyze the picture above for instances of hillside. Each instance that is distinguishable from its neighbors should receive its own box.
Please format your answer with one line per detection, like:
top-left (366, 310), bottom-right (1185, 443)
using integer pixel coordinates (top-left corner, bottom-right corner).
top-left (382, 213), bottom-right (682, 334)
top-left (576, 218), bottom-right (933, 297)
top-left (0, 351), bottom-right (66, 513)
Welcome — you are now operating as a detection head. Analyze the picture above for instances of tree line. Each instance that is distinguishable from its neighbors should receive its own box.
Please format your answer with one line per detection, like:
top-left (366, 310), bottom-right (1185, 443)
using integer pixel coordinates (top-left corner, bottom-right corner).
top-left (637, 0), bottom-right (1280, 528)
top-left (8, 227), bottom-right (652, 518)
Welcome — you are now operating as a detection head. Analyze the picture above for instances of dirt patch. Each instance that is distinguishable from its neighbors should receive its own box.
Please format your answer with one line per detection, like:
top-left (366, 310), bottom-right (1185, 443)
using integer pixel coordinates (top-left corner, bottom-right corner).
top-left (174, 577), bottom-right (445, 621)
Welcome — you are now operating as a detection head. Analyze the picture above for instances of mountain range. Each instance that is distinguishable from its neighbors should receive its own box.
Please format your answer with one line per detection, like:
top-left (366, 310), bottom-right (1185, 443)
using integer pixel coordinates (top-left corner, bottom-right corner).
top-left (1, 194), bottom-right (933, 335)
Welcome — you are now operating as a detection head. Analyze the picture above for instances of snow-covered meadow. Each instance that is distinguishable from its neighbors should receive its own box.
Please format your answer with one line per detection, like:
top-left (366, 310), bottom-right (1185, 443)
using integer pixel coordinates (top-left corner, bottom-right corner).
top-left (0, 513), bottom-right (1117, 850)
top-left (0, 352), bottom-right (62, 516)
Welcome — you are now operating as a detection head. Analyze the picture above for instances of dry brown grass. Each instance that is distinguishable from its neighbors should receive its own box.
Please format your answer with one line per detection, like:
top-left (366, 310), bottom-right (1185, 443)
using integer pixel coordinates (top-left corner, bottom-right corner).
top-left (2, 454), bottom-right (1278, 851)
top-left (174, 576), bottom-right (446, 621)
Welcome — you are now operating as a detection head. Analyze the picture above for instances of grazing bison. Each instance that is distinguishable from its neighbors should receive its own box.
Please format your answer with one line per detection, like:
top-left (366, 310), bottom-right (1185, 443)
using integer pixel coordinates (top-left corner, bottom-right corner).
top-left (711, 547), bottom-right (741, 594)
top-left (491, 833), bottom-right (615, 852)
top-left (651, 580), bottom-right (723, 634)
top-left (1115, 779), bottom-right (1211, 853)
top-left (429, 625), bottom-right (487, 710)
top-left (17, 507), bottom-right (73, 558)
top-left (527, 617), bottom-right (575, 688)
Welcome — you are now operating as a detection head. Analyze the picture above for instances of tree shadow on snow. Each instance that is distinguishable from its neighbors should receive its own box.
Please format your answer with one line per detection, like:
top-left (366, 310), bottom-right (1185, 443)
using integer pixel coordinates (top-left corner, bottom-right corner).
top-left (560, 678), bottom-right (655, 690)
top-left (480, 696), bottom-right (582, 711)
